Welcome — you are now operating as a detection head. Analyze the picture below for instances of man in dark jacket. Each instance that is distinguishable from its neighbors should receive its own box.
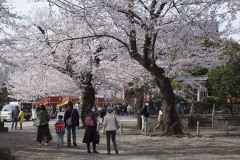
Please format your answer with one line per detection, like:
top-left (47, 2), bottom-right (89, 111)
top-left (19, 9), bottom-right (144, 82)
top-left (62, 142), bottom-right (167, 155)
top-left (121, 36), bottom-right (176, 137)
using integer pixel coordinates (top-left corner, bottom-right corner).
top-left (140, 103), bottom-right (149, 133)
top-left (12, 106), bottom-right (20, 130)
top-left (64, 101), bottom-right (79, 147)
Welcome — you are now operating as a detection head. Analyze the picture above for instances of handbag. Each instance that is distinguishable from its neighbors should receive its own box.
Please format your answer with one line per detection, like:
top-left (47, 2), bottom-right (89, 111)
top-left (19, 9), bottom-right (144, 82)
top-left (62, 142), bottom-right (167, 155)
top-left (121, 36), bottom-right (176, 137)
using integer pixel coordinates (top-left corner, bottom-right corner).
top-left (66, 109), bottom-right (74, 126)
top-left (95, 131), bottom-right (100, 144)
top-left (114, 115), bottom-right (120, 130)
top-left (33, 120), bottom-right (37, 126)
top-left (100, 126), bottom-right (106, 134)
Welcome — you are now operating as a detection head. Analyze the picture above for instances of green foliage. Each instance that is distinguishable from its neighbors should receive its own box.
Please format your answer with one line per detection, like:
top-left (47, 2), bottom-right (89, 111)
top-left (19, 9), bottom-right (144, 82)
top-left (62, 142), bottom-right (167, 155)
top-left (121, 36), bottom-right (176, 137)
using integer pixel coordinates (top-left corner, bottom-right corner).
top-left (183, 67), bottom-right (208, 76)
top-left (204, 96), bottom-right (219, 104)
top-left (171, 79), bottom-right (181, 90)
top-left (208, 41), bottom-right (240, 104)
top-left (0, 148), bottom-right (13, 160)
top-left (202, 38), bottom-right (221, 47)
top-left (193, 101), bottom-right (212, 113)
top-left (0, 85), bottom-right (8, 103)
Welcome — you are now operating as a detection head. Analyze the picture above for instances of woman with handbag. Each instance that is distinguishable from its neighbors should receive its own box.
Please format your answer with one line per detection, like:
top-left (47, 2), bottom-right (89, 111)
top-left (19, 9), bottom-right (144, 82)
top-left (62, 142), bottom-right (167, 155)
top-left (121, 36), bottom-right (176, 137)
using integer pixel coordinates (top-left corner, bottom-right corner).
top-left (103, 107), bottom-right (119, 155)
top-left (82, 108), bottom-right (99, 154)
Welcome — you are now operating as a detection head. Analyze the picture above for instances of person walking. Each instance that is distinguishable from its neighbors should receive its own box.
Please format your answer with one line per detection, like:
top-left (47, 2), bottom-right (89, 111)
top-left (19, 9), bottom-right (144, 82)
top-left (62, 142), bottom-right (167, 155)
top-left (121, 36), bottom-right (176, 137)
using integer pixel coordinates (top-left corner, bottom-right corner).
top-left (100, 106), bottom-right (107, 123)
top-left (17, 108), bottom-right (25, 130)
top-left (32, 105), bottom-right (37, 126)
top-left (64, 101), bottom-right (79, 147)
top-left (140, 103), bottom-right (150, 133)
top-left (154, 108), bottom-right (165, 131)
top-left (11, 106), bottom-right (20, 130)
top-left (103, 107), bottom-right (119, 155)
top-left (55, 115), bottom-right (65, 147)
top-left (82, 108), bottom-right (99, 154)
top-left (36, 105), bottom-right (52, 146)
top-left (127, 104), bottom-right (133, 116)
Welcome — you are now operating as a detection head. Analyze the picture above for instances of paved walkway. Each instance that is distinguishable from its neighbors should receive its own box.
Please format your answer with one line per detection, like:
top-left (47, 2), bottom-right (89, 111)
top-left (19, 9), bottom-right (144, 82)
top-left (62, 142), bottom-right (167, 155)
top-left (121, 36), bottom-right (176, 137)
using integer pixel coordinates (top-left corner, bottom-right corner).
top-left (1, 116), bottom-right (240, 160)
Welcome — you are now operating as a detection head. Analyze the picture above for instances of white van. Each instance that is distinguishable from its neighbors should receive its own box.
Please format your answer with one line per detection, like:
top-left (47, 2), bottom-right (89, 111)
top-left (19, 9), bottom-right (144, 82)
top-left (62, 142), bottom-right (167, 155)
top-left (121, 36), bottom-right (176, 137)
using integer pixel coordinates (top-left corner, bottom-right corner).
top-left (0, 102), bottom-right (34, 121)
top-left (0, 104), bottom-right (19, 121)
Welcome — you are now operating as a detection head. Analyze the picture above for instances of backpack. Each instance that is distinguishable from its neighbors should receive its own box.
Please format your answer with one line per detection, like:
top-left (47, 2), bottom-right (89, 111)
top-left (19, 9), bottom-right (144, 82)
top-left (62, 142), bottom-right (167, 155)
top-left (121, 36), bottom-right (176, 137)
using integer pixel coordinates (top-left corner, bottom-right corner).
top-left (85, 115), bottom-right (94, 127)
top-left (55, 121), bottom-right (65, 134)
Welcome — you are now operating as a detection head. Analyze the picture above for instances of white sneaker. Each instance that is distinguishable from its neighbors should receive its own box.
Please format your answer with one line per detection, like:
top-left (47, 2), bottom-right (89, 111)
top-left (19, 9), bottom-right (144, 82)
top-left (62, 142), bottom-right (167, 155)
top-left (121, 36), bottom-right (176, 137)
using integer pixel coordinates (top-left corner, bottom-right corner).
top-left (39, 143), bottom-right (41, 146)
top-left (45, 143), bottom-right (48, 146)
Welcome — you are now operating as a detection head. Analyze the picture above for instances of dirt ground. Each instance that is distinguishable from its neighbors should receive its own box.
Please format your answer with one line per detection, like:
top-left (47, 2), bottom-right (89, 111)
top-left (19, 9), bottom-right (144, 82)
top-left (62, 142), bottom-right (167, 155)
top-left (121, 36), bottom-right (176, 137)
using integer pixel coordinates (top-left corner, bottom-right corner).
top-left (1, 117), bottom-right (240, 160)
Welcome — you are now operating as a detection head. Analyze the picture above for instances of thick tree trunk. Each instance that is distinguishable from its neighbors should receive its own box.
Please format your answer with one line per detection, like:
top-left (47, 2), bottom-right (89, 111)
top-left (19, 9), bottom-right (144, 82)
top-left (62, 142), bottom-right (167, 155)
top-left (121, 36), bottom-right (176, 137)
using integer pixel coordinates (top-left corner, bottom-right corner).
top-left (156, 77), bottom-right (183, 136)
top-left (129, 49), bottom-right (183, 135)
top-left (78, 73), bottom-right (95, 127)
top-left (125, 0), bottom-right (183, 135)
top-left (135, 92), bottom-right (144, 130)
top-left (80, 85), bottom-right (95, 127)
top-left (128, 32), bottom-right (183, 135)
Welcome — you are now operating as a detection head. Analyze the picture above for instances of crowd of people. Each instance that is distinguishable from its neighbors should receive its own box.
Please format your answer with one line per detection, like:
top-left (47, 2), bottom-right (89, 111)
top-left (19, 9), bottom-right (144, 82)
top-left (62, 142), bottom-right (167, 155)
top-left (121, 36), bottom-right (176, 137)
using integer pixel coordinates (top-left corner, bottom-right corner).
top-left (93, 103), bottom-right (135, 118)
top-left (9, 100), bottom-right (167, 155)
top-left (31, 101), bottom-right (120, 155)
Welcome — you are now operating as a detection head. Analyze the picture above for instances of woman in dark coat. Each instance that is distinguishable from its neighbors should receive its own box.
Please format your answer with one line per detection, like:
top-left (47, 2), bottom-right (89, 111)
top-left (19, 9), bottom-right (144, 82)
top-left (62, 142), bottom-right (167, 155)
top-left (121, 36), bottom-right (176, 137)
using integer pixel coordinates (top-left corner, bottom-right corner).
top-left (83, 108), bottom-right (99, 154)
top-left (36, 105), bottom-right (52, 146)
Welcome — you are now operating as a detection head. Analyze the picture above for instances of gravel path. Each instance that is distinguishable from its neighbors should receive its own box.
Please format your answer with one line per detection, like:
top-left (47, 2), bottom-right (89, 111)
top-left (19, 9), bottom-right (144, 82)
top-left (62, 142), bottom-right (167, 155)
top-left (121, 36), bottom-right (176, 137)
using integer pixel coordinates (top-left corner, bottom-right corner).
top-left (1, 117), bottom-right (240, 160)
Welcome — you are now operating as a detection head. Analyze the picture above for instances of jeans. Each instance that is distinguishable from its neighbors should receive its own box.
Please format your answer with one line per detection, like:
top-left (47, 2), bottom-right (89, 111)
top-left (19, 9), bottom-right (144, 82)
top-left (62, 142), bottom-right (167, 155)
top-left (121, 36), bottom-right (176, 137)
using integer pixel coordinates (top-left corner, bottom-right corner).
top-left (67, 126), bottom-right (76, 143)
top-left (56, 134), bottom-right (64, 146)
top-left (12, 118), bottom-right (18, 129)
top-left (106, 130), bottom-right (118, 153)
top-left (141, 116), bottom-right (148, 131)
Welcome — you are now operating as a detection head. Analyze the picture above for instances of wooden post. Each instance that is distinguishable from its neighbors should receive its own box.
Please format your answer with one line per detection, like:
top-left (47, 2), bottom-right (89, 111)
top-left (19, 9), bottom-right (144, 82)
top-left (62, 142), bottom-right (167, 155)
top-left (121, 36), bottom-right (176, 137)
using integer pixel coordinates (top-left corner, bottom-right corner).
top-left (144, 121), bottom-right (147, 135)
top-left (120, 122), bottom-right (123, 135)
top-left (197, 121), bottom-right (200, 135)
top-left (225, 121), bottom-right (228, 135)
top-left (212, 103), bottom-right (215, 128)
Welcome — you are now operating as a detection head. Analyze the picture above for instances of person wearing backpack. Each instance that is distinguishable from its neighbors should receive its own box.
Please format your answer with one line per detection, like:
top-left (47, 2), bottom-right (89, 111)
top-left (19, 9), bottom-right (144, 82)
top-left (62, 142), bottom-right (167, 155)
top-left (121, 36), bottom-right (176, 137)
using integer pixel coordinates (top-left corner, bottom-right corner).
top-left (82, 108), bottom-right (99, 154)
top-left (64, 101), bottom-right (79, 147)
top-left (55, 115), bottom-right (65, 147)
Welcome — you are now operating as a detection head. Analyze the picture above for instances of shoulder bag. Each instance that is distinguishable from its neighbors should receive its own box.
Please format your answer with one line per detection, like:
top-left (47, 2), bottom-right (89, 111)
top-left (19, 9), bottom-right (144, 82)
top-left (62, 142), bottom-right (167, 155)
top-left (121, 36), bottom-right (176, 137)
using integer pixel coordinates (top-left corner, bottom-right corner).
top-left (66, 109), bottom-right (74, 126)
top-left (114, 115), bottom-right (120, 130)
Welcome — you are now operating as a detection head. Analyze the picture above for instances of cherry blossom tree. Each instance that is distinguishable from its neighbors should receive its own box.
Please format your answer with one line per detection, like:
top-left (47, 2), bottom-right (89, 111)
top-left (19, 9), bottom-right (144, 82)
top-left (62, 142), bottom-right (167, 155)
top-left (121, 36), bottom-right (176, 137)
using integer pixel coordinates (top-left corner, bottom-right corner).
top-left (29, 0), bottom-right (236, 135)
top-left (0, 0), bottom-right (17, 84)
top-left (6, 7), bottom-right (151, 126)
top-left (7, 64), bottom-right (81, 101)
top-left (5, 0), bottom-right (240, 134)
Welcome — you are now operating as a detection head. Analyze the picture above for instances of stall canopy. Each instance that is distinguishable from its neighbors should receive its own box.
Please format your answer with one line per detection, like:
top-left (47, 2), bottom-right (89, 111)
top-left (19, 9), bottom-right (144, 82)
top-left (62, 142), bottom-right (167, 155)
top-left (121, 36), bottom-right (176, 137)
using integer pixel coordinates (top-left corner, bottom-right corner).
top-left (57, 97), bottom-right (80, 108)
top-left (37, 96), bottom-right (63, 106)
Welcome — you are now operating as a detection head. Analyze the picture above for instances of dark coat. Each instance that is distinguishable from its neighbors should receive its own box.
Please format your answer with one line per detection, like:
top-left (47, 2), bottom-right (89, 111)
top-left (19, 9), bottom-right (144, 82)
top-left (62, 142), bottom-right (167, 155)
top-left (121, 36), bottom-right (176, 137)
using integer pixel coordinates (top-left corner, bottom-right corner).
top-left (12, 107), bottom-right (20, 120)
top-left (140, 105), bottom-right (149, 117)
top-left (36, 110), bottom-right (50, 127)
top-left (64, 106), bottom-right (79, 127)
top-left (82, 112), bottom-right (99, 144)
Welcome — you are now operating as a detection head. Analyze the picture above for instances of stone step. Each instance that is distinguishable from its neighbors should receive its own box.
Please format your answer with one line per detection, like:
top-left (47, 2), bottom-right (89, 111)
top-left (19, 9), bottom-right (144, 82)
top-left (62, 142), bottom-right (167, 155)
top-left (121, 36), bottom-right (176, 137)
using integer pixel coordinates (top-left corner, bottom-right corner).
top-left (0, 127), bottom-right (8, 132)
top-left (0, 122), bottom-right (4, 128)
top-left (0, 122), bottom-right (8, 132)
